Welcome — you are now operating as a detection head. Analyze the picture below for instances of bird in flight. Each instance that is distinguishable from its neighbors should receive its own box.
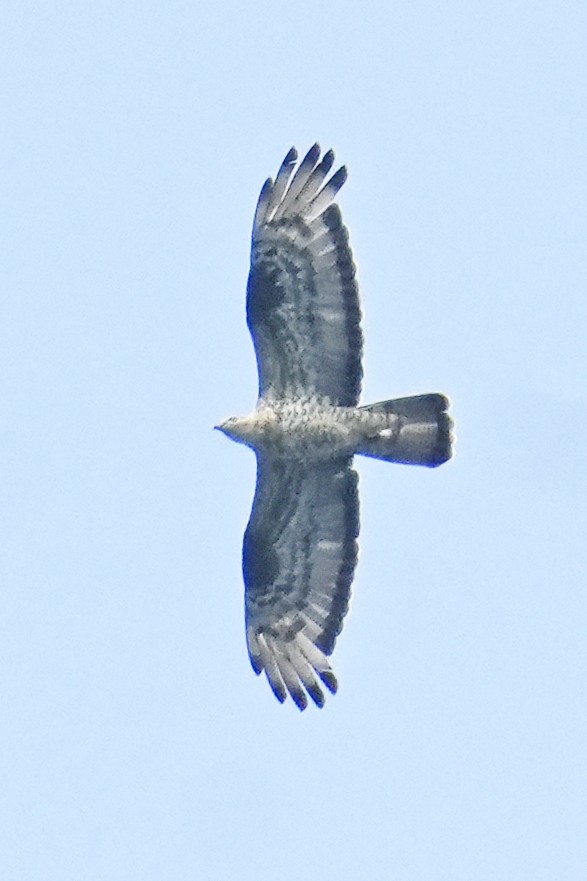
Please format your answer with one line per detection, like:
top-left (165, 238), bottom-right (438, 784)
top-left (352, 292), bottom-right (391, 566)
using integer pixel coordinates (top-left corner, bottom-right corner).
top-left (217, 145), bottom-right (453, 710)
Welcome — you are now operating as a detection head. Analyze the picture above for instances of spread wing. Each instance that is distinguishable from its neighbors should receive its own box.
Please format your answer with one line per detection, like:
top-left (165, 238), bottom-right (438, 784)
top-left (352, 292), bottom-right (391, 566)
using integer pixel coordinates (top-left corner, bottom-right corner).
top-left (246, 145), bottom-right (363, 406)
top-left (243, 455), bottom-right (359, 710)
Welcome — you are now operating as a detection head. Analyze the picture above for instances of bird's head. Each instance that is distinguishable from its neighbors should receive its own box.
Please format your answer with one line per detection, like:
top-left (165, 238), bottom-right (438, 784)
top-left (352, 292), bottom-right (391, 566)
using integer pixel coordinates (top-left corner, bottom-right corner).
top-left (214, 413), bottom-right (258, 446)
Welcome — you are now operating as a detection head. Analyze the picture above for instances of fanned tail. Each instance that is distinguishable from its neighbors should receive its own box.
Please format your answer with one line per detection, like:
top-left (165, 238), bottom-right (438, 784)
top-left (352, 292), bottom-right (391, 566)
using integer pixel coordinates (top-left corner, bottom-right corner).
top-left (357, 394), bottom-right (453, 467)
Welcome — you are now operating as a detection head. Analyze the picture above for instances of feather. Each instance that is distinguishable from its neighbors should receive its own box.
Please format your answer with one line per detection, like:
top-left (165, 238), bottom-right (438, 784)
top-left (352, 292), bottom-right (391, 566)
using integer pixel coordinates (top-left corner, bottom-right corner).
top-left (287, 641), bottom-right (325, 708)
top-left (289, 149), bottom-right (335, 209)
top-left (273, 143), bottom-right (321, 220)
top-left (270, 637), bottom-right (308, 710)
top-left (263, 147), bottom-right (297, 223)
top-left (252, 178), bottom-right (273, 235)
top-left (257, 633), bottom-right (287, 703)
top-left (246, 625), bottom-right (263, 675)
top-left (297, 633), bottom-right (338, 694)
top-left (304, 166), bottom-right (348, 221)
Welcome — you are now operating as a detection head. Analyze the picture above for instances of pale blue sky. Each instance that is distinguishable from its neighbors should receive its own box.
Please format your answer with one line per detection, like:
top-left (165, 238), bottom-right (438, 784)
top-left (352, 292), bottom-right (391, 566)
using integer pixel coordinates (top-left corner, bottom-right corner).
top-left (2, 1), bottom-right (586, 879)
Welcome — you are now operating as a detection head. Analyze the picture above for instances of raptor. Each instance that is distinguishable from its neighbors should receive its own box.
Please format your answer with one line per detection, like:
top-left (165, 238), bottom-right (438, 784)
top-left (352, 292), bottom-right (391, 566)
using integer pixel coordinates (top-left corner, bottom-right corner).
top-left (217, 145), bottom-right (453, 709)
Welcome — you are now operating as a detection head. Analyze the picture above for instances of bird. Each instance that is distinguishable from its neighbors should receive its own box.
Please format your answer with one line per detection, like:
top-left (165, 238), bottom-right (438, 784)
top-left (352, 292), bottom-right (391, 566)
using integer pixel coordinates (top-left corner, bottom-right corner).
top-left (216, 144), bottom-right (453, 710)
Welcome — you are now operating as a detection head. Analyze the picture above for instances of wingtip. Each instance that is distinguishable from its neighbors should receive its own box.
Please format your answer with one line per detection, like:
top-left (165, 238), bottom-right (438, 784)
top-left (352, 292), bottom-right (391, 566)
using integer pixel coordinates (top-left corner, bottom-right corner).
top-left (306, 682), bottom-right (326, 708)
top-left (321, 148), bottom-right (335, 174)
top-left (320, 670), bottom-right (338, 695)
top-left (307, 142), bottom-right (321, 161)
top-left (270, 682), bottom-right (288, 704)
top-left (330, 164), bottom-right (348, 190)
top-left (291, 690), bottom-right (309, 712)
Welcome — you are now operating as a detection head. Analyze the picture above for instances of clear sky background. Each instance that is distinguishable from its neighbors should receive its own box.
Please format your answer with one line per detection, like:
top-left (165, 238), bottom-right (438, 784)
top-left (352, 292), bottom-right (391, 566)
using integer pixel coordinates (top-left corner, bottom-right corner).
top-left (2, 1), bottom-right (586, 879)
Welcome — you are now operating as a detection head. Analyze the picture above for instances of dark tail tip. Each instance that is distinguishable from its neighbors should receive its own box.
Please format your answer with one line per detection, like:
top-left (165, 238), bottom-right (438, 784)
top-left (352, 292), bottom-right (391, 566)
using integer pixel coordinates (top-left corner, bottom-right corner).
top-left (429, 403), bottom-right (454, 466)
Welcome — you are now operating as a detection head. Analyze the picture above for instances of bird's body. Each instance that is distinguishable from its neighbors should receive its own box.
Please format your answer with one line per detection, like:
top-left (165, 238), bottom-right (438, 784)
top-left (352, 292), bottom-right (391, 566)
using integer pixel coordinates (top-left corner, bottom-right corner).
top-left (221, 398), bottom-right (385, 460)
top-left (217, 145), bottom-right (453, 709)
top-left (221, 395), bottom-right (451, 464)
